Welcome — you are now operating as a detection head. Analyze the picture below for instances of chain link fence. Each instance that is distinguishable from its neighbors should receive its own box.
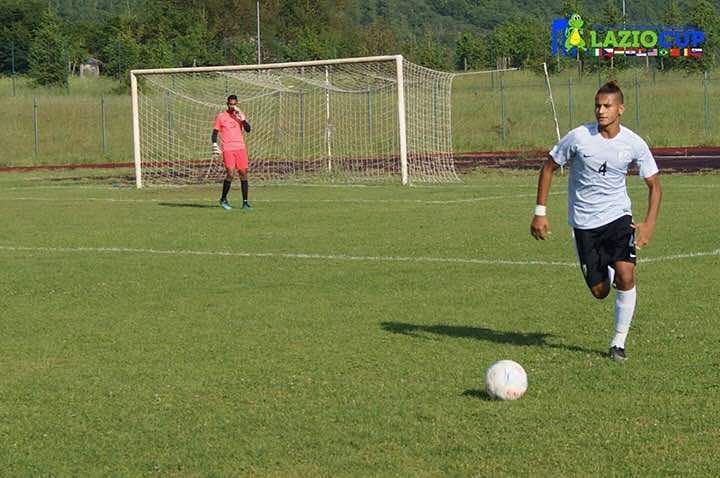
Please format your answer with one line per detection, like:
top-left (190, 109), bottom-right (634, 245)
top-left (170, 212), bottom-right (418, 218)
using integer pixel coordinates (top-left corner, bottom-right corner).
top-left (0, 77), bottom-right (132, 167)
top-left (452, 68), bottom-right (720, 153)
top-left (1, 68), bottom-right (718, 168)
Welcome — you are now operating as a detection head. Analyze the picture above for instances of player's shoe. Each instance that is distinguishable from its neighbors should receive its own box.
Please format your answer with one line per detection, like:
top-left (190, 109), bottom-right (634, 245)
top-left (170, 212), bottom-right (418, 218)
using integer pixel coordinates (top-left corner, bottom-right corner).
top-left (242, 201), bottom-right (252, 210)
top-left (220, 200), bottom-right (232, 210)
top-left (609, 346), bottom-right (627, 362)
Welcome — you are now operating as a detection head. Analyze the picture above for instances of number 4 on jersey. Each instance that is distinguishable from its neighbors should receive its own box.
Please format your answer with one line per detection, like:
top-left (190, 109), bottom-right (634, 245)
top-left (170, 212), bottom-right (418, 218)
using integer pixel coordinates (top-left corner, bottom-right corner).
top-left (598, 161), bottom-right (607, 176)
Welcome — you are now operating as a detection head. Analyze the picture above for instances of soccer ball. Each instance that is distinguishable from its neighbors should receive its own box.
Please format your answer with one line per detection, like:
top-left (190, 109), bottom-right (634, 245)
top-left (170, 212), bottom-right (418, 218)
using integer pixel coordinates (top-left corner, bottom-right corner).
top-left (484, 360), bottom-right (528, 401)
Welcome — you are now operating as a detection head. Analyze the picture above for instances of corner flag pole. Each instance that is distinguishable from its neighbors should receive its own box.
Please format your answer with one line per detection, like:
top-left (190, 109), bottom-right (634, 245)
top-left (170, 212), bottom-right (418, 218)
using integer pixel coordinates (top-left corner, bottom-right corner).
top-left (543, 62), bottom-right (563, 174)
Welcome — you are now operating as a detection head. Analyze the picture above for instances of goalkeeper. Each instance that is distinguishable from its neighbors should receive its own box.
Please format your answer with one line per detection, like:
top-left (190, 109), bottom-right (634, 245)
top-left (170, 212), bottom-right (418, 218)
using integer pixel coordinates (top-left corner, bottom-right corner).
top-left (212, 94), bottom-right (252, 210)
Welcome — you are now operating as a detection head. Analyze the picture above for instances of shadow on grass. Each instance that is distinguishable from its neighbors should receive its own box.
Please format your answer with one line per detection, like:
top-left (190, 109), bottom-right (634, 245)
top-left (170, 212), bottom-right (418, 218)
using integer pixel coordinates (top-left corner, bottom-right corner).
top-left (461, 389), bottom-right (497, 401)
top-left (380, 322), bottom-right (605, 357)
top-left (158, 202), bottom-right (218, 209)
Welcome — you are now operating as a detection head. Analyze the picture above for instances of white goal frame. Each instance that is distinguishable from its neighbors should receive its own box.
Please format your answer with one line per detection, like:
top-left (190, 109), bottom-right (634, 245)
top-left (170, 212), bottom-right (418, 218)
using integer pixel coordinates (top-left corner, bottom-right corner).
top-left (131, 55), bottom-right (457, 187)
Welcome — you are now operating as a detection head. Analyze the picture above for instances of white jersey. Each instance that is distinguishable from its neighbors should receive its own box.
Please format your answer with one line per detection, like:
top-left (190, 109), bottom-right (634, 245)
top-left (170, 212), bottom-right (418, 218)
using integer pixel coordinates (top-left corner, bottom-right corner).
top-left (550, 123), bottom-right (659, 230)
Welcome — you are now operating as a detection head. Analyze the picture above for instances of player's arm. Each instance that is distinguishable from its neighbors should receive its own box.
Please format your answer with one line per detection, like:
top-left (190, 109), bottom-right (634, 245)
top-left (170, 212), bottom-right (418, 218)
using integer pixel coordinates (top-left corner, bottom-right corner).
top-left (530, 156), bottom-right (560, 240)
top-left (211, 129), bottom-right (220, 155)
top-left (232, 106), bottom-right (251, 132)
top-left (632, 174), bottom-right (662, 249)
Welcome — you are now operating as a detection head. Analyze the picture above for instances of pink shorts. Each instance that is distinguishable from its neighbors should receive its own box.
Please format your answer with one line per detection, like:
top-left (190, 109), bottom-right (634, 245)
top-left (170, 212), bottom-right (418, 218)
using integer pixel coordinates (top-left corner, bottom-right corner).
top-left (223, 149), bottom-right (248, 171)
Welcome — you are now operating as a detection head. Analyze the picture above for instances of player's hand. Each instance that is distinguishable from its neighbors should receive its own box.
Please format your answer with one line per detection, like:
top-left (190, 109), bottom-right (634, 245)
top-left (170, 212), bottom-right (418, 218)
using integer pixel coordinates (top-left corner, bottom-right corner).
top-left (233, 106), bottom-right (246, 121)
top-left (530, 215), bottom-right (551, 240)
top-left (631, 222), bottom-right (655, 249)
top-left (212, 142), bottom-right (221, 155)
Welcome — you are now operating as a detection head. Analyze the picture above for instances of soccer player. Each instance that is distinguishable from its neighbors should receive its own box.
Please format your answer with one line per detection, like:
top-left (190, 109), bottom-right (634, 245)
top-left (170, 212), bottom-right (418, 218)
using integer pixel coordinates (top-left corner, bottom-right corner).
top-left (212, 94), bottom-right (252, 210)
top-left (530, 81), bottom-right (662, 362)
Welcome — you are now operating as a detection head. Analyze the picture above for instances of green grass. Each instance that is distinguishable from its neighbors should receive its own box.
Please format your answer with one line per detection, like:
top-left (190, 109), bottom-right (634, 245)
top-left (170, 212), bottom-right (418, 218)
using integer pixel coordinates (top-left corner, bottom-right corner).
top-left (1, 68), bottom-right (719, 168)
top-left (1, 169), bottom-right (719, 476)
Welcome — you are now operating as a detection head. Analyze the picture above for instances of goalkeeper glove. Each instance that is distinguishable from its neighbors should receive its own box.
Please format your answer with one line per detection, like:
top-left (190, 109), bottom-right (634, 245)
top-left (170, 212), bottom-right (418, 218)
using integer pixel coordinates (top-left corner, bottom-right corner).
top-left (212, 143), bottom-right (221, 155)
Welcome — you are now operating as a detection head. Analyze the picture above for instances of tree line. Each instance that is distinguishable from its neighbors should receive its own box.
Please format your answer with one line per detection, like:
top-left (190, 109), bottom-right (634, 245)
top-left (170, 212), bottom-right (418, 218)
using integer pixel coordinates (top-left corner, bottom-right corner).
top-left (1, 0), bottom-right (718, 88)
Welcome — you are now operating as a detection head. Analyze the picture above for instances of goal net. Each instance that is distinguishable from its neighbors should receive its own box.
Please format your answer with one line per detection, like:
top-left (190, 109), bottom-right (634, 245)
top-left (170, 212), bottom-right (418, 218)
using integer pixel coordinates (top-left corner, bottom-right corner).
top-left (131, 55), bottom-right (458, 187)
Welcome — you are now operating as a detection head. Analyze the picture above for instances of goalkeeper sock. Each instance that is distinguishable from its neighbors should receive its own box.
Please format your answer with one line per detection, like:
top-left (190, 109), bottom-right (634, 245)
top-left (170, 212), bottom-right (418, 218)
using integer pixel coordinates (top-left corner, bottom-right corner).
top-left (221, 180), bottom-right (231, 201)
top-left (241, 180), bottom-right (249, 202)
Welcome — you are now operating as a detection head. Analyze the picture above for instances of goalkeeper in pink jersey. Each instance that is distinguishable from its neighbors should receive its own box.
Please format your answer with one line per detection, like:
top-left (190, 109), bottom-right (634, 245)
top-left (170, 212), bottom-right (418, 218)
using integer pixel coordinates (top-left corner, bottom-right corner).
top-left (212, 95), bottom-right (252, 210)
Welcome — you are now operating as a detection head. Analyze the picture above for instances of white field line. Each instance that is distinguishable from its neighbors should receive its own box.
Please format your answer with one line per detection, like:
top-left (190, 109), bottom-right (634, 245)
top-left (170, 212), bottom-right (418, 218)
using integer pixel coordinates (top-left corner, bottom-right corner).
top-left (3, 196), bottom-right (161, 203)
top-left (0, 183), bottom-right (375, 191)
top-left (638, 249), bottom-right (720, 264)
top-left (0, 191), bottom-right (566, 205)
top-left (0, 245), bottom-right (577, 267)
top-left (0, 185), bottom-right (123, 191)
top-left (0, 245), bottom-right (717, 267)
top-left (1, 182), bottom-right (416, 191)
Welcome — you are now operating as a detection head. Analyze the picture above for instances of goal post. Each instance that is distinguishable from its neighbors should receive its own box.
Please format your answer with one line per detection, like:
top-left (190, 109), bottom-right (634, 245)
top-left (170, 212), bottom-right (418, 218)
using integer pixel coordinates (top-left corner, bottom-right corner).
top-left (395, 55), bottom-right (409, 186)
top-left (130, 55), bottom-right (457, 187)
top-left (130, 70), bottom-right (143, 188)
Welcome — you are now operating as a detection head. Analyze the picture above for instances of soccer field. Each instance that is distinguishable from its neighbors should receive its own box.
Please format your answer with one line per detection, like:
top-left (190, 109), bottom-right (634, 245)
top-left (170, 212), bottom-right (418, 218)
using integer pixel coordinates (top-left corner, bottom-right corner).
top-left (1, 170), bottom-right (719, 476)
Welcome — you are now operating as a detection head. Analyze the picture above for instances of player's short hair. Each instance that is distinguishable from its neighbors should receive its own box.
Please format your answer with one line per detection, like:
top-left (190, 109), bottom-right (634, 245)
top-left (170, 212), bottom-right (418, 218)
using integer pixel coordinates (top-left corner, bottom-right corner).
top-left (227, 94), bottom-right (238, 102)
top-left (596, 81), bottom-right (624, 104)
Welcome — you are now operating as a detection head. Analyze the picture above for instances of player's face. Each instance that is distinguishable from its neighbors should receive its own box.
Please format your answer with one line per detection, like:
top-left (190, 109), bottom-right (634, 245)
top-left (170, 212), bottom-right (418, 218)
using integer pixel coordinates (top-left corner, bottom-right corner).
top-left (226, 99), bottom-right (238, 112)
top-left (595, 93), bottom-right (624, 128)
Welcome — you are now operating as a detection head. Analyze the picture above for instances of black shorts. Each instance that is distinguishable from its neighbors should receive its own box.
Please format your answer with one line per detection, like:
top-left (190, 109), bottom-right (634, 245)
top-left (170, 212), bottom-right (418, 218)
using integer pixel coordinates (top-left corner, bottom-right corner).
top-left (573, 215), bottom-right (636, 288)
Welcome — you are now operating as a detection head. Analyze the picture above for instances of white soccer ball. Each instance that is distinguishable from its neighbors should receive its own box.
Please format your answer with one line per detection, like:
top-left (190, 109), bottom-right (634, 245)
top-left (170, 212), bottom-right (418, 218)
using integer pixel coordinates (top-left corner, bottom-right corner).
top-left (484, 360), bottom-right (528, 400)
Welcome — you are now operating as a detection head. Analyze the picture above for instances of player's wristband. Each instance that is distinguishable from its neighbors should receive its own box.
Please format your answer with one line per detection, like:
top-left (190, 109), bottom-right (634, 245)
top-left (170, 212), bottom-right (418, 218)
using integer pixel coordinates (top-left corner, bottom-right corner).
top-left (534, 205), bottom-right (547, 216)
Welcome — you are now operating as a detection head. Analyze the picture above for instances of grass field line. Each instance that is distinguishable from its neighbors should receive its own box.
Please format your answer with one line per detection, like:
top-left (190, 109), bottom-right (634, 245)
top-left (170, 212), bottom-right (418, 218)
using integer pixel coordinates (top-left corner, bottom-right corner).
top-left (0, 191), bottom-right (566, 205)
top-left (0, 184), bottom-right (123, 191)
top-left (0, 183), bottom-right (383, 190)
top-left (0, 180), bottom-right (569, 191)
top-left (638, 249), bottom-right (720, 263)
top-left (2, 181), bottom-right (717, 204)
top-left (0, 183), bottom-right (538, 191)
top-left (0, 244), bottom-right (578, 267)
top-left (1, 244), bottom-right (718, 267)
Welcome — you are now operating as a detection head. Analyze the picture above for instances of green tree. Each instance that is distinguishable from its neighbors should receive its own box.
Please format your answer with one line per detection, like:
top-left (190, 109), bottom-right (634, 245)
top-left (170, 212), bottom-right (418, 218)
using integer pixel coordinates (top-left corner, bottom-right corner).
top-left (560, 0), bottom-right (584, 17)
top-left (28, 8), bottom-right (69, 87)
top-left (142, 36), bottom-right (175, 68)
top-left (659, 0), bottom-right (685, 71)
top-left (661, 0), bottom-right (682, 25)
top-left (103, 28), bottom-right (140, 81)
top-left (455, 32), bottom-right (490, 70)
top-left (490, 17), bottom-right (548, 72)
top-left (687, 0), bottom-right (720, 72)
top-left (411, 29), bottom-right (451, 70)
top-left (173, 11), bottom-right (222, 67)
top-left (357, 20), bottom-right (400, 56)
top-left (284, 27), bottom-right (340, 61)
top-left (602, 1), bottom-right (623, 69)
top-left (602, 0), bottom-right (623, 26)
top-left (65, 21), bottom-right (92, 75)
top-left (0, 0), bottom-right (45, 74)
top-left (226, 37), bottom-right (257, 65)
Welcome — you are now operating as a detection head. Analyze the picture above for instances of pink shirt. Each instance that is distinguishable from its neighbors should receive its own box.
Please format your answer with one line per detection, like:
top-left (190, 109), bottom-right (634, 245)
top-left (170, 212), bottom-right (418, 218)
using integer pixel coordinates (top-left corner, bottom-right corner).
top-left (213, 111), bottom-right (246, 151)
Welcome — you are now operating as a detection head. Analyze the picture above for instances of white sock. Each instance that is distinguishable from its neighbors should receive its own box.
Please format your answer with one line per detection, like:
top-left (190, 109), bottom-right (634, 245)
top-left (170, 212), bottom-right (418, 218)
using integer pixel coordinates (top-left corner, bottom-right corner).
top-left (607, 266), bottom-right (615, 287)
top-left (611, 286), bottom-right (637, 349)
